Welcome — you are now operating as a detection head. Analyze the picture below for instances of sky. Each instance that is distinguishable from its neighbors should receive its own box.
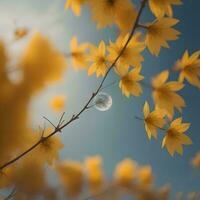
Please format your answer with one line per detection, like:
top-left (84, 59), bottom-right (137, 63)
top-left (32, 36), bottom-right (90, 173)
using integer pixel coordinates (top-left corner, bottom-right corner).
top-left (0, 0), bottom-right (200, 199)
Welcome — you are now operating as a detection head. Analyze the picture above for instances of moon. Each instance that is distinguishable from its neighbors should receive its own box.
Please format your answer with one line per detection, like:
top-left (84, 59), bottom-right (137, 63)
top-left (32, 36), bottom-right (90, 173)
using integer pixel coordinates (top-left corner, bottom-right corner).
top-left (94, 92), bottom-right (112, 111)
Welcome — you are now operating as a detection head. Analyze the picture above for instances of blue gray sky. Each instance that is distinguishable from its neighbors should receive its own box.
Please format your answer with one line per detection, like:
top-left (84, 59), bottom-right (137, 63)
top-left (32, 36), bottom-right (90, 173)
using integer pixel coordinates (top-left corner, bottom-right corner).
top-left (0, 0), bottom-right (200, 198)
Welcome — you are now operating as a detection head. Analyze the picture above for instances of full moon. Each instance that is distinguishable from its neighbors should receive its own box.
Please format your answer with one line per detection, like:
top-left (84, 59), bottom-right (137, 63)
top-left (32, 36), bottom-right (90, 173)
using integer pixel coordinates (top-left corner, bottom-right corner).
top-left (93, 92), bottom-right (112, 111)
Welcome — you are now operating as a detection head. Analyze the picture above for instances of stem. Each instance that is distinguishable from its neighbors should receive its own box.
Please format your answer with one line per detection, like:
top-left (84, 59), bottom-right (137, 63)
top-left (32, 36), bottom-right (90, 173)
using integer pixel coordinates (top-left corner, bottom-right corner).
top-left (0, 0), bottom-right (148, 171)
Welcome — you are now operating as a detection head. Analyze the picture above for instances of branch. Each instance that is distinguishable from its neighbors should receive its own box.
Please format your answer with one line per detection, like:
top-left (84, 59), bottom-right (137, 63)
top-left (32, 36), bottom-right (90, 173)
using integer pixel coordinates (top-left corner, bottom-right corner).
top-left (0, 0), bottom-right (148, 171)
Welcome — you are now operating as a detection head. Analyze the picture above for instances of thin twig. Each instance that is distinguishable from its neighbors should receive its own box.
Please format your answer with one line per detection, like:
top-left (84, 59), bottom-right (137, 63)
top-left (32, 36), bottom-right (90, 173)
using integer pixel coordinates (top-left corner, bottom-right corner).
top-left (3, 188), bottom-right (16, 200)
top-left (0, 0), bottom-right (148, 171)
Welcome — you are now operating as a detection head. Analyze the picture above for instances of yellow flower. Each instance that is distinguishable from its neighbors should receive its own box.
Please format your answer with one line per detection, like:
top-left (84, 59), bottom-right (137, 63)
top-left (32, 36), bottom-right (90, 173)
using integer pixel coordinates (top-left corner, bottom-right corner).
top-left (65, 0), bottom-right (86, 16)
top-left (10, 156), bottom-right (47, 196)
top-left (149, 0), bottom-right (182, 18)
top-left (87, 0), bottom-right (137, 30)
top-left (84, 156), bottom-right (104, 191)
top-left (145, 17), bottom-right (180, 56)
top-left (143, 101), bottom-right (166, 139)
top-left (162, 118), bottom-right (192, 156)
top-left (56, 161), bottom-right (83, 196)
top-left (191, 152), bottom-right (200, 168)
top-left (20, 32), bottom-right (67, 93)
top-left (88, 41), bottom-right (108, 77)
top-left (70, 36), bottom-right (89, 70)
top-left (108, 33), bottom-right (145, 75)
top-left (119, 67), bottom-right (144, 97)
top-left (50, 95), bottom-right (66, 112)
top-left (152, 70), bottom-right (185, 119)
top-left (138, 165), bottom-right (154, 188)
top-left (174, 50), bottom-right (200, 88)
top-left (114, 159), bottom-right (137, 187)
top-left (38, 129), bottom-right (64, 165)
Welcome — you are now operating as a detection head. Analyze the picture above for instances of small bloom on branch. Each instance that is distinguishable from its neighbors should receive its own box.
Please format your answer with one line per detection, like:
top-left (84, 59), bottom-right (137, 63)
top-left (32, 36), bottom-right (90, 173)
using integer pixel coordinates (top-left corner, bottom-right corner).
top-left (145, 17), bottom-right (180, 56)
top-left (149, 0), bottom-right (182, 18)
top-left (119, 67), bottom-right (144, 97)
top-left (151, 70), bottom-right (185, 119)
top-left (162, 117), bottom-right (192, 156)
top-left (143, 101), bottom-right (166, 139)
top-left (88, 41), bottom-right (108, 77)
top-left (174, 50), bottom-right (200, 88)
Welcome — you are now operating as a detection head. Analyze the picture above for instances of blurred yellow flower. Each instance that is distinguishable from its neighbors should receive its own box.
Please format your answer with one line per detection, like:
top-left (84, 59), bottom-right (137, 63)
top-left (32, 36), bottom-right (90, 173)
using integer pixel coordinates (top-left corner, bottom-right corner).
top-left (108, 33), bottom-right (144, 76)
top-left (149, 0), bottom-right (182, 18)
top-left (119, 67), bottom-right (144, 97)
top-left (70, 36), bottom-right (89, 70)
top-left (84, 156), bottom-right (104, 191)
top-left (87, 0), bottom-right (137, 30)
top-left (191, 152), bottom-right (200, 168)
top-left (56, 161), bottom-right (83, 196)
top-left (143, 101), bottom-right (166, 139)
top-left (88, 41), bottom-right (108, 77)
top-left (174, 50), bottom-right (200, 88)
top-left (38, 129), bottom-right (64, 165)
top-left (152, 70), bottom-right (185, 119)
top-left (145, 18), bottom-right (180, 56)
top-left (65, 0), bottom-right (86, 16)
top-left (162, 118), bottom-right (192, 156)
top-left (10, 157), bottom-right (47, 196)
top-left (138, 165), bottom-right (154, 188)
top-left (14, 27), bottom-right (29, 40)
top-left (20, 32), bottom-right (67, 93)
top-left (114, 159), bottom-right (137, 187)
top-left (50, 95), bottom-right (66, 112)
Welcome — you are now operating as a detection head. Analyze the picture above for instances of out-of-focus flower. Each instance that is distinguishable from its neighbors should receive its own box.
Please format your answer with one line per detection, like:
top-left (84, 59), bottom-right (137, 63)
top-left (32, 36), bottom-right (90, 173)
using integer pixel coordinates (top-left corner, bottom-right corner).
top-left (191, 152), bottom-right (200, 168)
top-left (70, 36), bottom-right (89, 70)
top-left (65, 0), bottom-right (86, 16)
top-left (84, 156), bottom-right (104, 191)
top-left (56, 161), bottom-right (83, 196)
top-left (37, 129), bottom-right (64, 165)
top-left (50, 95), bottom-right (66, 112)
top-left (114, 159), bottom-right (137, 187)
top-left (162, 118), bottom-right (192, 156)
top-left (138, 165), bottom-right (154, 188)
top-left (174, 50), bottom-right (200, 88)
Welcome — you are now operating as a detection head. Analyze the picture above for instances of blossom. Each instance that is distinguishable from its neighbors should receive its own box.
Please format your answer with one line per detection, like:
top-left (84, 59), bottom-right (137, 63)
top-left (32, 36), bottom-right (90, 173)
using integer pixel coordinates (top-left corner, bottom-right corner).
top-left (20, 32), bottom-right (67, 93)
top-left (38, 129), bottom-right (64, 165)
top-left (145, 17), bottom-right (180, 56)
top-left (108, 33), bottom-right (145, 75)
top-left (88, 41), bottom-right (108, 77)
top-left (56, 161), bottom-right (83, 196)
top-left (50, 95), bottom-right (66, 112)
top-left (114, 159), bottom-right (137, 186)
top-left (162, 118), bottom-right (192, 156)
top-left (149, 0), bottom-right (182, 18)
top-left (138, 165), bottom-right (154, 188)
top-left (119, 67), bottom-right (144, 97)
top-left (143, 101), bottom-right (166, 139)
top-left (70, 36), bottom-right (89, 70)
top-left (174, 50), bottom-right (200, 88)
top-left (152, 70), bottom-right (185, 119)
top-left (191, 152), bottom-right (200, 168)
top-left (65, 0), bottom-right (86, 16)
top-left (87, 0), bottom-right (137, 31)
top-left (84, 156), bottom-right (104, 191)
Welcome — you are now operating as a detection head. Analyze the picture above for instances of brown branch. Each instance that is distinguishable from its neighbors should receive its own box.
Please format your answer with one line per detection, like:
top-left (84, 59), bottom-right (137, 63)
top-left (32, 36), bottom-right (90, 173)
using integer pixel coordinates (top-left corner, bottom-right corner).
top-left (3, 188), bottom-right (16, 200)
top-left (0, 0), bottom-right (148, 171)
